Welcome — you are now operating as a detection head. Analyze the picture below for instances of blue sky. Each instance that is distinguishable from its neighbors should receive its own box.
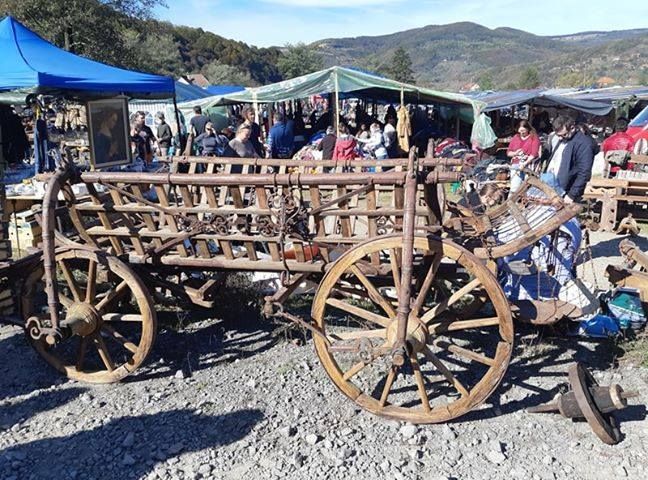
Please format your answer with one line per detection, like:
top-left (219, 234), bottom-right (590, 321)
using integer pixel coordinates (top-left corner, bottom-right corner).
top-left (158, 0), bottom-right (648, 47)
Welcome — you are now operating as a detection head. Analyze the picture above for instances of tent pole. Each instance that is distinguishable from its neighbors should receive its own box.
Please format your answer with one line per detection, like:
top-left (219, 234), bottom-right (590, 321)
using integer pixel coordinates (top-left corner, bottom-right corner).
top-left (172, 93), bottom-right (184, 155)
top-left (334, 69), bottom-right (340, 135)
top-left (528, 100), bottom-right (535, 123)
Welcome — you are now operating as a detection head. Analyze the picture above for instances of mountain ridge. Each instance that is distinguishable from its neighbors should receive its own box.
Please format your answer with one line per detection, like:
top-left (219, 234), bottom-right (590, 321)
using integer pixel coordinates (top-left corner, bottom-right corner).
top-left (310, 22), bottom-right (648, 89)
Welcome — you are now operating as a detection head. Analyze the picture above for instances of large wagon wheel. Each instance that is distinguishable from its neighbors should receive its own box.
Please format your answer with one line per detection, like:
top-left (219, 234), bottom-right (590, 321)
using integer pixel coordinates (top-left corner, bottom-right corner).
top-left (312, 235), bottom-right (513, 423)
top-left (21, 248), bottom-right (156, 383)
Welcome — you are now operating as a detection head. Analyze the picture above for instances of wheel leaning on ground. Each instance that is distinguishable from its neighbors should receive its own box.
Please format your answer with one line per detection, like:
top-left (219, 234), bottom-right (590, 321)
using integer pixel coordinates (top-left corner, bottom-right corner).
top-left (311, 234), bottom-right (514, 424)
top-left (21, 248), bottom-right (157, 383)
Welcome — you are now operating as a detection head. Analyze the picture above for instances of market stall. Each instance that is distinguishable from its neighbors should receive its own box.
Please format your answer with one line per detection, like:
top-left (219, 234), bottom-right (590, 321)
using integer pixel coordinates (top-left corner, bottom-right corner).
top-left (188, 66), bottom-right (496, 152)
top-left (0, 16), bottom-right (175, 257)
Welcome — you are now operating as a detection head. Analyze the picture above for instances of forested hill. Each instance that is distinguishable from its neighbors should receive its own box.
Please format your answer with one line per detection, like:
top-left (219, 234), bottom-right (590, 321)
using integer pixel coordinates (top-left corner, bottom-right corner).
top-left (1, 0), bottom-right (646, 90)
top-left (312, 22), bottom-right (648, 89)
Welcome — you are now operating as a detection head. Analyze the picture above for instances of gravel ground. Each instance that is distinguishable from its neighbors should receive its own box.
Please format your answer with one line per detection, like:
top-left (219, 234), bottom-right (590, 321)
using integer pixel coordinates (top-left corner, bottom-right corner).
top-left (1, 231), bottom-right (647, 480)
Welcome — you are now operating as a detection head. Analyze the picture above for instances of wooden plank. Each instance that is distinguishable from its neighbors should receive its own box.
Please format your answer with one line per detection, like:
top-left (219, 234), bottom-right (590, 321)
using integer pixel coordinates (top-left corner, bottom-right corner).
top-left (256, 186), bottom-right (281, 262)
top-left (366, 186), bottom-right (379, 265)
top-left (87, 183), bottom-right (123, 255)
top-left (108, 188), bottom-right (146, 256)
top-left (308, 186), bottom-right (329, 262)
top-left (154, 185), bottom-right (188, 257)
top-left (337, 186), bottom-right (352, 238)
top-left (179, 185), bottom-right (211, 258)
top-left (130, 185), bottom-right (163, 248)
top-left (229, 186), bottom-right (257, 261)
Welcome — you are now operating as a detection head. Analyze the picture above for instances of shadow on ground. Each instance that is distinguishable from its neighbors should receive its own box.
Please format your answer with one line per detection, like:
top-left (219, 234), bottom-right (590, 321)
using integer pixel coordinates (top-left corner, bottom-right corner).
top-left (588, 233), bottom-right (648, 259)
top-left (126, 309), bottom-right (282, 383)
top-left (458, 323), bottom-right (647, 427)
top-left (0, 328), bottom-right (61, 403)
top-left (0, 408), bottom-right (264, 480)
top-left (0, 387), bottom-right (87, 429)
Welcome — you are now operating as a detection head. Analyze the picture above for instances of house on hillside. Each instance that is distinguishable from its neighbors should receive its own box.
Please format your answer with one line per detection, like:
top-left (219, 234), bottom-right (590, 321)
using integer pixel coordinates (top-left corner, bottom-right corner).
top-left (596, 76), bottom-right (616, 88)
top-left (179, 74), bottom-right (210, 88)
top-left (459, 82), bottom-right (480, 92)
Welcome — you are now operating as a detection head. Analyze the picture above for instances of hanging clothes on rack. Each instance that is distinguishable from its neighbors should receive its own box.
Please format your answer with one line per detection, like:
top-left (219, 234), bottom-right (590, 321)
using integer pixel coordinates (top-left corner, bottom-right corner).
top-left (397, 106), bottom-right (411, 154)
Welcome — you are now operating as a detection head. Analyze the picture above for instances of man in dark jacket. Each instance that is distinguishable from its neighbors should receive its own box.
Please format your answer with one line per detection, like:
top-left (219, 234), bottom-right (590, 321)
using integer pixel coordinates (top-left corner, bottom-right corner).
top-left (545, 115), bottom-right (594, 203)
top-left (267, 112), bottom-right (294, 159)
top-left (241, 106), bottom-right (264, 157)
top-left (317, 126), bottom-right (336, 160)
top-left (155, 112), bottom-right (172, 157)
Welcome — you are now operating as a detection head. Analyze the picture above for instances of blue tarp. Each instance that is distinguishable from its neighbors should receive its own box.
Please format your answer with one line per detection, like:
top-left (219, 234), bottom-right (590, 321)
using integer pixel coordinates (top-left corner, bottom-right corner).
top-left (204, 85), bottom-right (245, 96)
top-left (175, 82), bottom-right (212, 102)
top-left (0, 16), bottom-right (174, 99)
top-left (464, 89), bottom-right (613, 116)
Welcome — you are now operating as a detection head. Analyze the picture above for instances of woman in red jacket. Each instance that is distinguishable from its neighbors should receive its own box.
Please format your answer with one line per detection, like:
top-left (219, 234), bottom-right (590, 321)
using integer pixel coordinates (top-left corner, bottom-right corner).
top-left (507, 119), bottom-right (541, 193)
top-left (332, 124), bottom-right (357, 161)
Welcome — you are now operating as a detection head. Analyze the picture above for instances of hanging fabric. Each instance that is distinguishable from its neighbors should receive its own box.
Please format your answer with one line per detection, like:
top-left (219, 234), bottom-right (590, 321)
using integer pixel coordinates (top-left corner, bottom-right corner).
top-left (396, 106), bottom-right (411, 153)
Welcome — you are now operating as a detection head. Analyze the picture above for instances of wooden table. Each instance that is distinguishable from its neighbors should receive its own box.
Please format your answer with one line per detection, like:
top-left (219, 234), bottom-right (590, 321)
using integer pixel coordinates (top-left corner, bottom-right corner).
top-left (584, 176), bottom-right (648, 231)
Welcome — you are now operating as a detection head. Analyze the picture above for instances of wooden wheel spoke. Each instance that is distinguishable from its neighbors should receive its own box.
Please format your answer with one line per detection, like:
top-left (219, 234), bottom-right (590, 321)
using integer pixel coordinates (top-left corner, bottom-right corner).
top-left (102, 313), bottom-right (143, 322)
top-left (389, 249), bottom-right (401, 296)
top-left (435, 340), bottom-right (496, 367)
top-left (349, 265), bottom-right (396, 319)
top-left (85, 260), bottom-right (98, 303)
top-left (58, 259), bottom-right (82, 303)
top-left (421, 346), bottom-right (469, 397)
top-left (59, 293), bottom-right (74, 309)
top-left (342, 360), bottom-right (370, 381)
top-left (412, 253), bottom-right (442, 316)
top-left (410, 354), bottom-right (431, 413)
top-left (102, 325), bottom-right (138, 354)
top-left (76, 337), bottom-right (89, 372)
top-left (379, 366), bottom-right (398, 407)
top-left (421, 277), bottom-right (482, 324)
top-left (331, 328), bottom-right (386, 341)
top-left (326, 297), bottom-right (391, 328)
top-left (341, 343), bottom-right (390, 381)
top-left (95, 280), bottom-right (128, 312)
top-left (93, 334), bottom-right (116, 372)
top-left (428, 317), bottom-right (500, 335)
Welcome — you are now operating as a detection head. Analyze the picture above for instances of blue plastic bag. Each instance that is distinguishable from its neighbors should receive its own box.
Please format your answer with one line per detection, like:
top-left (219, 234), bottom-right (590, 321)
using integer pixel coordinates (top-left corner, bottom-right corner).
top-left (578, 314), bottom-right (620, 338)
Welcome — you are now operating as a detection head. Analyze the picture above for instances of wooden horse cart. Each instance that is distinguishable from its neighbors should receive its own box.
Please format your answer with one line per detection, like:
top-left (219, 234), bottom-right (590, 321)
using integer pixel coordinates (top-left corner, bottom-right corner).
top-left (0, 150), bottom-right (581, 424)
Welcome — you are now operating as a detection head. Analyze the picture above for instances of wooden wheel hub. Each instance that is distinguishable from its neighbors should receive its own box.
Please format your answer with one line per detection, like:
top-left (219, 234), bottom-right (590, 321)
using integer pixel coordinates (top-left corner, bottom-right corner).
top-left (63, 302), bottom-right (101, 337)
top-left (386, 317), bottom-right (428, 353)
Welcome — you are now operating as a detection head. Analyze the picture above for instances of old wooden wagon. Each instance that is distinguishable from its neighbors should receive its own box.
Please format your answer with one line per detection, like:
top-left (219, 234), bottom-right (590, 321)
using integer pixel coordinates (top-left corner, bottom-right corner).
top-left (1, 150), bottom-right (581, 424)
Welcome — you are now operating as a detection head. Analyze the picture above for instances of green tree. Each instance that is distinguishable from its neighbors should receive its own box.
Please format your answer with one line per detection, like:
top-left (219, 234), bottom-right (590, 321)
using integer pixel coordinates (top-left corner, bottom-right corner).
top-left (0, 0), bottom-right (165, 68)
top-left (518, 67), bottom-right (540, 89)
top-left (122, 29), bottom-right (184, 76)
top-left (477, 72), bottom-right (495, 91)
top-left (276, 43), bottom-right (324, 80)
top-left (385, 47), bottom-right (416, 84)
top-left (202, 62), bottom-right (256, 87)
top-left (555, 70), bottom-right (595, 88)
top-left (638, 68), bottom-right (648, 86)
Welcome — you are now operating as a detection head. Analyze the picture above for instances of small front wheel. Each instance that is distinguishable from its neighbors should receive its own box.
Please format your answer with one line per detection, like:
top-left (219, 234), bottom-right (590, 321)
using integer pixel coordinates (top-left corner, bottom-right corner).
top-left (21, 248), bottom-right (157, 383)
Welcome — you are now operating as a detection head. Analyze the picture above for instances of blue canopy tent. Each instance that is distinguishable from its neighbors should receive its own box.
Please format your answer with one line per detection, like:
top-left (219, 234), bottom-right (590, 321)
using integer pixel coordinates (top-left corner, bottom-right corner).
top-left (0, 16), bottom-right (176, 174)
top-left (175, 82), bottom-right (213, 103)
top-left (204, 85), bottom-right (245, 96)
top-left (0, 16), bottom-right (174, 99)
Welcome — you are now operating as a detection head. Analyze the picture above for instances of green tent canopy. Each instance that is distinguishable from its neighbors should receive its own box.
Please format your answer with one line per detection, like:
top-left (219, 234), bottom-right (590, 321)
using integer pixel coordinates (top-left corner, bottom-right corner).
top-left (183, 66), bottom-right (495, 148)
